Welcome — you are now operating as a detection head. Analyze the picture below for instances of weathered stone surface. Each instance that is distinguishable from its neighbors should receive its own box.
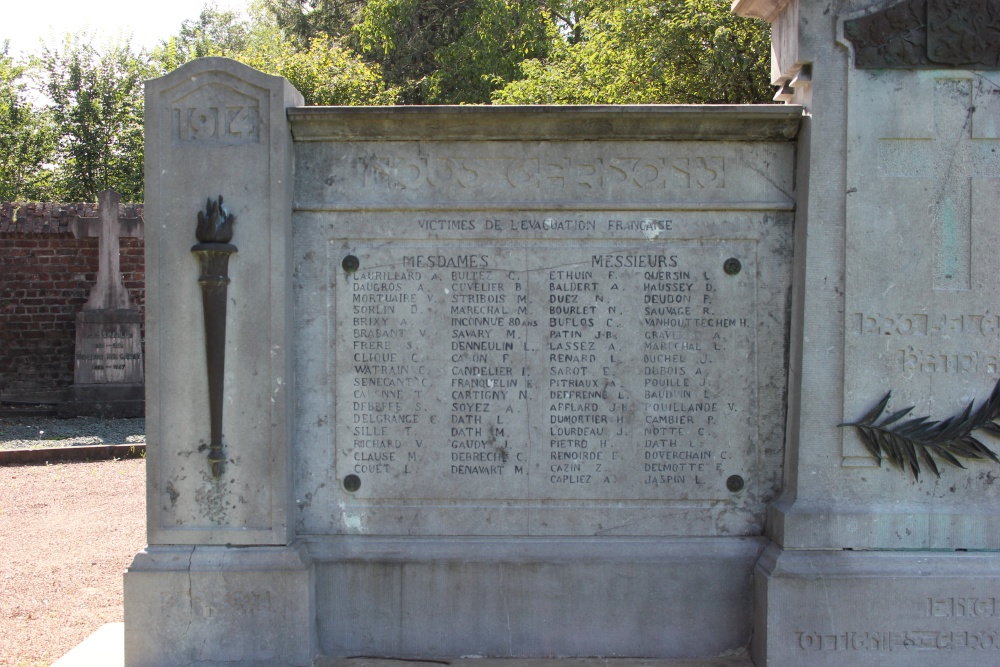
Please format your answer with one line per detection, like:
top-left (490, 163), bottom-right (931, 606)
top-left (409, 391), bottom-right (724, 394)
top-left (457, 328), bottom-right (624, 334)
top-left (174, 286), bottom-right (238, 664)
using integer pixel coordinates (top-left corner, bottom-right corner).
top-left (291, 108), bottom-right (796, 541)
top-left (72, 309), bottom-right (143, 386)
top-left (71, 189), bottom-right (143, 311)
top-left (59, 383), bottom-right (144, 419)
top-left (124, 545), bottom-right (315, 667)
top-left (764, 13), bottom-right (1000, 553)
top-left (296, 211), bottom-right (791, 537)
top-left (312, 537), bottom-right (764, 658)
top-left (842, 70), bottom-right (1000, 521)
top-left (843, 0), bottom-right (1000, 70)
top-left (60, 189), bottom-right (145, 418)
top-left (121, 17), bottom-right (1000, 664)
top-left (132, 55), bottom-right (800, 667)
top-left (138, 57), bottom-right (301, 546)
top-left (125, 57), bottom-right (305, 666)
top-left (753, 546), bottom-right (1000, 666)
top-left (279, 106), bottom-right (796, 661)
top-left (119, 0), bottom-right (1000, 662)
top-left (728, 1), bottom-right (1000, 665)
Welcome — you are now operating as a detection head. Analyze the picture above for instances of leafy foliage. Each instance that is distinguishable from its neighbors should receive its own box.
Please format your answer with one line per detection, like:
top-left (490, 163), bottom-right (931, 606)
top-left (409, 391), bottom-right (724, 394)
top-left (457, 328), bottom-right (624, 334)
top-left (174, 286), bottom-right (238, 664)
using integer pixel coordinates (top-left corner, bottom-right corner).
top-left (242, 32), bottom-right (396, 105)
top-left (37, 36), bottom-right (155, 201)
top-left (153, 7), bottom-right (393, 106)
top-left (0, 0), bottom-right (776, 199)
top-left (263, 0), bottom-right (368, 46)
top-left (493, 0), bottom-right (773, 104)
top-left (840, 379), bottom-right (1000, 480)
top-left (355, 0), bottom-right (553, 104)
top-left (0, 41), bottom-right (55, 200)
top-left (153, 4), bottom-right (253, 70)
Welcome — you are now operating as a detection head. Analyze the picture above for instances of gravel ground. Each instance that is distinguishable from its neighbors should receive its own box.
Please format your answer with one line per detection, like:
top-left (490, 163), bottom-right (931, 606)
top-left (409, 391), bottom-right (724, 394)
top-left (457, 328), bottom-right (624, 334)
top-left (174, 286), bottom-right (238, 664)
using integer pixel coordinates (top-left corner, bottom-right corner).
top-left (0, 417), bottom-right (145, 450)
top-left (0, 420), bottom-right (146, 667)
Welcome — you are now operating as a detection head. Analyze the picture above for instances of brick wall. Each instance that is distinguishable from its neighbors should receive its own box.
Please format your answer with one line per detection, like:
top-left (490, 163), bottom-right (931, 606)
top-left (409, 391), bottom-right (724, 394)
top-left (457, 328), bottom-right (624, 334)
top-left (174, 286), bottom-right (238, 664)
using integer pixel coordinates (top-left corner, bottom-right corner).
top-left (0, 202), bottom-right (145, 398)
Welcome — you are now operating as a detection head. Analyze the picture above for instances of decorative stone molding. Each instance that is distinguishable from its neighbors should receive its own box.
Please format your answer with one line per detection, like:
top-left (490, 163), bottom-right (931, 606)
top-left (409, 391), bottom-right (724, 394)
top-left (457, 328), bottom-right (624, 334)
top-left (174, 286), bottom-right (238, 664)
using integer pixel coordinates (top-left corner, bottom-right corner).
top-left (844, 0), bottom-right (1000, 70)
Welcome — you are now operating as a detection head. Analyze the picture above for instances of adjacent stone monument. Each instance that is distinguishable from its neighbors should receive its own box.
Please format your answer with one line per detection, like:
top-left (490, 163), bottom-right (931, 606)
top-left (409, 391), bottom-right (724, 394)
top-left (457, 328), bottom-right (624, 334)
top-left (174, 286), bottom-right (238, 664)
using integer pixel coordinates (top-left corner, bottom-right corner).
top-left (61, 188), bottom-right (144, 418)
top-left (124, 1), bottom-right (1000, 664)
top-left (732, 0), bottom-right (1000, 665)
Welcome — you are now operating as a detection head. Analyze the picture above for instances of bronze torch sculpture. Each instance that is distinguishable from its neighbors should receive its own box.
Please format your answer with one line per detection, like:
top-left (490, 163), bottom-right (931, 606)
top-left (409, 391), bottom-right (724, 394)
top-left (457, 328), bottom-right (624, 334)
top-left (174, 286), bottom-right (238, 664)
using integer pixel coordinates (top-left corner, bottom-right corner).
top-left (192, 196), bottom-right (237, 479)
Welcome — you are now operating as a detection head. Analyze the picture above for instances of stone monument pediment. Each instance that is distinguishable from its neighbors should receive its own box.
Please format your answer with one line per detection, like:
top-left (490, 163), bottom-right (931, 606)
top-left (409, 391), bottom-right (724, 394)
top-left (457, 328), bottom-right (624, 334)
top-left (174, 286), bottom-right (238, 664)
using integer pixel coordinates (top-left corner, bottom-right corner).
top-left (155, 61), bottom-right (273, 150)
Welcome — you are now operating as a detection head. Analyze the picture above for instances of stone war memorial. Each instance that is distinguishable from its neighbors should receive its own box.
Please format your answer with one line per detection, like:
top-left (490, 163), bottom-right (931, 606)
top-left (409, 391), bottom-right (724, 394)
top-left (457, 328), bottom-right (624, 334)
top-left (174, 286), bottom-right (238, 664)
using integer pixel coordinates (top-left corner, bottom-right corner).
top-left (123, 1), bottom-right (1000, 665)
top-left (61, 188), bottom-right (145, 417)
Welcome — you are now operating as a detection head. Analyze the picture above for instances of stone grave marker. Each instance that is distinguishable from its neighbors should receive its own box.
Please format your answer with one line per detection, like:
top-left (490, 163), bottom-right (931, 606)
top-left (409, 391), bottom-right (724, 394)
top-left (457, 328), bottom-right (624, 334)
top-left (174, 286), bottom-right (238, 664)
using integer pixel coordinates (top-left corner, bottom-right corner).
top-left (60, 188), bottom-right (144, 418)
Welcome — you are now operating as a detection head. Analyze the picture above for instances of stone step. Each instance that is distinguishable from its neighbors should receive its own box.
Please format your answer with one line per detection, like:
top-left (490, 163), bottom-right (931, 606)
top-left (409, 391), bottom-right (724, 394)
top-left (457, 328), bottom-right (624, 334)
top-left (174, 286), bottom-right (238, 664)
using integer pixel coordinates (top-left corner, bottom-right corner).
top-left (318, 659), bottom-right (754, 667)
top-left (51, 626), bottom-right (753, 667)
top-left (51, 623), bottom-right (122, 667)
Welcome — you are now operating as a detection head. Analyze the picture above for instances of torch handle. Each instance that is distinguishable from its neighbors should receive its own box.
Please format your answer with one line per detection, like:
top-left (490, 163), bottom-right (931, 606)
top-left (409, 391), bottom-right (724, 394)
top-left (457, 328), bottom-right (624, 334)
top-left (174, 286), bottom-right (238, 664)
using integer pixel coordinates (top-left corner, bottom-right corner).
top-left (192, 243), bottom-right (237, 478)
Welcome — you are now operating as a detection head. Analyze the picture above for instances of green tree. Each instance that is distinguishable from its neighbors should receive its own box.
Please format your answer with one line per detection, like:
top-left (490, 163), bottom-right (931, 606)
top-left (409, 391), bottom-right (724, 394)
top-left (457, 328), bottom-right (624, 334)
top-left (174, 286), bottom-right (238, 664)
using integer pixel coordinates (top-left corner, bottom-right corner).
top-left (355, 0), bottom-right (553, 104)
top-left (263, 0), bottom-right (367, 46)
top-left (0, 42), bottom-right (55, 200)
top-left (154, 3), bottom-right (253, 70)
top-left (493, 0), bottom-right (772, 104)
top-left (154, 4), bottom-right (392, 106)
top-left (240, 32), bottom-right (396, 105)
top-left (547, 0), bottom-right (597, 45)
top-left (38, 36), bottom-right (155, 201)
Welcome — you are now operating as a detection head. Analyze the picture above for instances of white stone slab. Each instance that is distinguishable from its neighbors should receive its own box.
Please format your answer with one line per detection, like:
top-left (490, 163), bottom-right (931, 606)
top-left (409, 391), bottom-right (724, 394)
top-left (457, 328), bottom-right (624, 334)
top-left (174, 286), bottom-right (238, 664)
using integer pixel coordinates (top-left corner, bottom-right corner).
top-left (290, 110), bottom-right (796, 537)
top-left (51, 623), bottom-right (124, 667)
top-left (141, 58), bottom-right (302, 545)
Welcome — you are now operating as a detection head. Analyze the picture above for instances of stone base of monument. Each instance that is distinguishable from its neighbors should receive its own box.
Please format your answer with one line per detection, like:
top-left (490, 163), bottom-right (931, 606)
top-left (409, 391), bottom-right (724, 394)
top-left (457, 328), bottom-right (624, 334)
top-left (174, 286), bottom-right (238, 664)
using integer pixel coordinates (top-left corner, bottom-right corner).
top-left (322, 659), bottom-right (753, 667)
top-left (124, 544), bottom-right (316, 667)
top-left (313, 537), bottom-right (762, 658)
top-left (58, 383), bottom-right (145, 418)
top-left (124, 537), bottom-right (764, 665)
top-left (751, 545), bottom-right (1000, 666)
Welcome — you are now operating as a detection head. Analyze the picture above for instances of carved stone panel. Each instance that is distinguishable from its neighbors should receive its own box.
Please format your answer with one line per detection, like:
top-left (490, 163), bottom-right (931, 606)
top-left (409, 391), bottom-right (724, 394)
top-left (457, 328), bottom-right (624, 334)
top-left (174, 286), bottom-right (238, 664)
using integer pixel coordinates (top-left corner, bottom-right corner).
top-left (927, 0), bottom-right (1000, 67)
top-left (843, 66), bottom-right (1000, 517)
top-left (142, 58), bottom-right (302, 545)
top-left (169, 83), bottom-right (262, 145)
top-left (844, 0), bottom-right (1000, 70)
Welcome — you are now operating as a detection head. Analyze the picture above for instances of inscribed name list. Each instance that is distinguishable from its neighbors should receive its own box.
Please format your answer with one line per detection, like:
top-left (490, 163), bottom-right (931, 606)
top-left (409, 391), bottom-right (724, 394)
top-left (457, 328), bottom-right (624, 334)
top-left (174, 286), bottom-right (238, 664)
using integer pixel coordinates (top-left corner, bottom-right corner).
top-left (337, 239), bottom-right (757, 502)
